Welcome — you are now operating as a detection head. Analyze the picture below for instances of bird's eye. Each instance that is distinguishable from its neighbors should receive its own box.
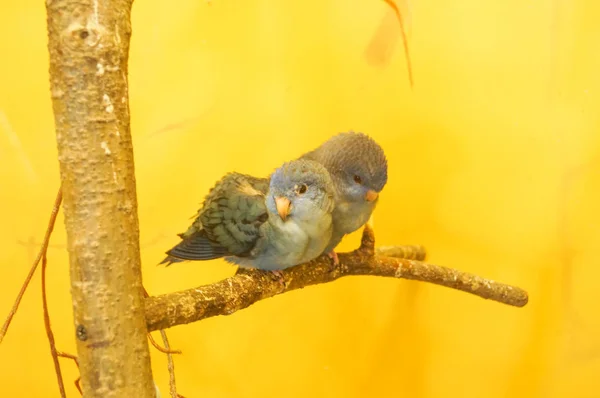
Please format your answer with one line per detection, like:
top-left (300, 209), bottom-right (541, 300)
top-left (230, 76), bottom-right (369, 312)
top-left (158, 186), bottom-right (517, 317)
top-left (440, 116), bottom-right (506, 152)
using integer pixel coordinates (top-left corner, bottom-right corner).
top-left (353, 175), bottom-right (362, 184)
top-left (297, 184), bottom-right (307, 194)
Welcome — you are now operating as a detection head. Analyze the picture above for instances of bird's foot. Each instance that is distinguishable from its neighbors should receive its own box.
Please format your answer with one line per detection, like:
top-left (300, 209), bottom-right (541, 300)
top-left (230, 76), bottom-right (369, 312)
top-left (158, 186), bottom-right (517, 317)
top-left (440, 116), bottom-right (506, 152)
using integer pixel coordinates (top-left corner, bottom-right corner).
top-left (269, 270), bottom-right (287, 290)
top-left (327, 250), bottom-right (340, 271)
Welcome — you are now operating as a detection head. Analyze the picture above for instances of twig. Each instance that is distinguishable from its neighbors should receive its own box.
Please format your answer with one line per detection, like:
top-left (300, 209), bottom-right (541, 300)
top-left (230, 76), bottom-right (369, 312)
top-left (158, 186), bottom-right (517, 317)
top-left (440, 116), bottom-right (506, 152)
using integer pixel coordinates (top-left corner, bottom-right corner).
top-left (0, 187), bottom-right (62, 344)
top-left (143, 287), bottom-right (182, 355)
top-left (148, 332), bottom-right (182, 355)
top-left (383, 0), bottom-right (414, 87)
top-left (42, 251), bottom-right (66, 397)
top-left (376, 244), bottom-right (426, 260)
top-left (159, 330), bottom-right (179, 398)
top-left (57, 352), bottom-right (82, 394)
top-left (143, 287), bottom-right (182, 396)
top-left (57, 351), bottom-right (79, 362)
top-left (145, 225), bottom-right (528, 332)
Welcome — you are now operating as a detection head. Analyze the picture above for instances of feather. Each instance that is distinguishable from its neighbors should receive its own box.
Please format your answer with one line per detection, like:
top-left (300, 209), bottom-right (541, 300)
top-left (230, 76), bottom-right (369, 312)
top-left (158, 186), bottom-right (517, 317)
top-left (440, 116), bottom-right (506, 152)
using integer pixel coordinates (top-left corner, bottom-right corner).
top-left (161, 230), bottom-right (229, 264)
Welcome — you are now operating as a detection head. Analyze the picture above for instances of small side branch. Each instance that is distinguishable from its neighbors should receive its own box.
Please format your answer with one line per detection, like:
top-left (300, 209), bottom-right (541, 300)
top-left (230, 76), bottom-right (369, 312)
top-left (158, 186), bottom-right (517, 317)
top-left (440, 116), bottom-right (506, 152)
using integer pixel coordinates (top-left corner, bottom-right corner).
top-left (145, 226), bottom-right (528, 332)
top-left (0, 188), bottom-right (62, 344)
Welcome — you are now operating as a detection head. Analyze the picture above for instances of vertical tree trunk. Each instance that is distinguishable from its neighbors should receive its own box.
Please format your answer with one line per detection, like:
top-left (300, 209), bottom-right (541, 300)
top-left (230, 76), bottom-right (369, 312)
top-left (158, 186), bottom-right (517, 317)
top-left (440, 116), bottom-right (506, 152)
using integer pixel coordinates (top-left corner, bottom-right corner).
top-left (46, 0), bottom-right (155, 396)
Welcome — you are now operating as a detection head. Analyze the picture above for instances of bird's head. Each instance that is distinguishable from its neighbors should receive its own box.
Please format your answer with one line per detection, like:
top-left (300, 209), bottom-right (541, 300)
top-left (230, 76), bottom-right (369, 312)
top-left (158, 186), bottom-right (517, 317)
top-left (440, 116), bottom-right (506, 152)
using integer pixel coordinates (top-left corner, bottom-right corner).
top-left (268, 159), bottom-right (335, 221)
top-left (305, 131), bottom-right (388, 204)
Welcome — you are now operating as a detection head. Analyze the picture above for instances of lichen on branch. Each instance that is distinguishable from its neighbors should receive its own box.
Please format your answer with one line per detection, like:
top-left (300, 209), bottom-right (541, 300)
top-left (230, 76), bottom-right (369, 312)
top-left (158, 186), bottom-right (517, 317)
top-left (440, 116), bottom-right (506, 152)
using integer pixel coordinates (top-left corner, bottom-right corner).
top-left (145, 225), bottom-right (528, 332)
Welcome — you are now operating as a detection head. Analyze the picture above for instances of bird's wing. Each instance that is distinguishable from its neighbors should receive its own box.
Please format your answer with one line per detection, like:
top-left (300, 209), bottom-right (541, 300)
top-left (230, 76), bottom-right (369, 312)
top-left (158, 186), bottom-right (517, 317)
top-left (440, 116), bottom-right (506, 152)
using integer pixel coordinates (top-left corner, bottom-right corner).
top-left (161, 173), bottom-right (270, 264)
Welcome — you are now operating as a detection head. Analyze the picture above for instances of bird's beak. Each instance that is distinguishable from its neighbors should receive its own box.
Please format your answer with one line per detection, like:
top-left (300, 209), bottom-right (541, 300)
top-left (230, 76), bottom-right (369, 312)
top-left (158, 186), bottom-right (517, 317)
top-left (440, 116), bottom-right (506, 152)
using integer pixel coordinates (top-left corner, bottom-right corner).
top-left (365, 190), bottom-right (379, 202)
top-left (275, 196), bottom-right (291, 221)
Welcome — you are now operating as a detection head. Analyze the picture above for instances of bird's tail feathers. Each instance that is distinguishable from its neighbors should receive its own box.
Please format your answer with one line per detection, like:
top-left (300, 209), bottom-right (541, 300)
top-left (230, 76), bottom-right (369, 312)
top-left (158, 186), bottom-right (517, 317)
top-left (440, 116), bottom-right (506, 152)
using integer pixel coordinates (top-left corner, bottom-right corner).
top-left (159, 231), bottom-right (228, 265)
top-left (159, 255), bottom-right (187, 266)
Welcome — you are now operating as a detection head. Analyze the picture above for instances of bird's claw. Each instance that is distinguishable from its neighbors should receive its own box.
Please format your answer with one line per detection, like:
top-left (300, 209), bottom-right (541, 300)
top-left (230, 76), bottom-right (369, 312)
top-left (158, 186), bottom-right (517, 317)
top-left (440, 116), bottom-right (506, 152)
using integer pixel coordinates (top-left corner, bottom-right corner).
top-left (327, 251), bottom-right (340, 270)
top-left (269, 270), bottom-right (286, 289)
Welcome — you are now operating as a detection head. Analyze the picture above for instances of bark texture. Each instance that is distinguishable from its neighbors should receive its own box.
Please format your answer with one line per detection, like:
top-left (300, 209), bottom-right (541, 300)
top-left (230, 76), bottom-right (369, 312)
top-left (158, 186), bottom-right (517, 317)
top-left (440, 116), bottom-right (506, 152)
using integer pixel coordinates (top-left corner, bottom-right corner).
top-left (145, 226), bottom-right (528, 332)
top-left (46, 0), bottom-right (155, 396)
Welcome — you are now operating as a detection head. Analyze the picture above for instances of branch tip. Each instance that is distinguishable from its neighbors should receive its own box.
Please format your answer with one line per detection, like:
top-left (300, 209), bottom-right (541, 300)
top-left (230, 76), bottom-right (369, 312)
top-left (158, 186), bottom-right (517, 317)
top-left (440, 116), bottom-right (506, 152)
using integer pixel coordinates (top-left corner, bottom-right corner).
top-left (377, 244), bottom-right (427, 261)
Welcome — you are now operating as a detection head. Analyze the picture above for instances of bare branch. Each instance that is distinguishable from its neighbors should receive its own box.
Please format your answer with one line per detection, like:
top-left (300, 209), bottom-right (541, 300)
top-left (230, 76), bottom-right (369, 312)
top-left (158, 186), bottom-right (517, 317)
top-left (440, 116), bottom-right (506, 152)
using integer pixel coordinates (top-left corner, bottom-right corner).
top-left (148, 332), bottom-right (182, 355)
top-left (143, 287), bottom-right (182, 397)
top-left (159, 330), bottom-right (179, 398)
top-left (145, 225), bottom-right (528, 332)
top-left (57, 352), bottom-right (82, 394)
top-left (144, 287), bottom-right (182, 355)
top-left (0, 187), bottom-right (62, 344)
top-left (376, 244), bottom-right (426, 260)
top-left (42, 251), bottom-right (66, 397)
top-left (383, 0), bottom-right (414, 87)
top-left (46, 0), bottom-right (155, 395)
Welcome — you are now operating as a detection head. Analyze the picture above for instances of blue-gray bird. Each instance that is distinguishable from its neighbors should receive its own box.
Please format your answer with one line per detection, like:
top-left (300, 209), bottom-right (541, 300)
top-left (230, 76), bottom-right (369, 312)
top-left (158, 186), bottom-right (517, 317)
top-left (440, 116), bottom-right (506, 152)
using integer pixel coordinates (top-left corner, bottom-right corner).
top-left (300, 131), bottom-right (388, 264)
top-left (160, 159), bottom-right (335, 272)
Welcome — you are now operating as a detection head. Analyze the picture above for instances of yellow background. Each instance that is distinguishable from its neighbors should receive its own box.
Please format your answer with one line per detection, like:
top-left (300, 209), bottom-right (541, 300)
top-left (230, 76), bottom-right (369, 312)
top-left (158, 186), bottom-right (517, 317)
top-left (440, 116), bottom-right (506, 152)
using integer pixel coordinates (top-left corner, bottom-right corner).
top-left (1, 0), bottom-right (599, 396)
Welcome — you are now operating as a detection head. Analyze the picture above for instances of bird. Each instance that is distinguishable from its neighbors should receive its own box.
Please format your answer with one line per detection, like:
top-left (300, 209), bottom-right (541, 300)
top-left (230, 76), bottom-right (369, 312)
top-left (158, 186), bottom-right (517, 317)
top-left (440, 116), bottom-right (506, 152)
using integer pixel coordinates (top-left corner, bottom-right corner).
top-left (300, 131), bottom-right (388, 265)
top-left (160, 159), bottom-right (336, 275)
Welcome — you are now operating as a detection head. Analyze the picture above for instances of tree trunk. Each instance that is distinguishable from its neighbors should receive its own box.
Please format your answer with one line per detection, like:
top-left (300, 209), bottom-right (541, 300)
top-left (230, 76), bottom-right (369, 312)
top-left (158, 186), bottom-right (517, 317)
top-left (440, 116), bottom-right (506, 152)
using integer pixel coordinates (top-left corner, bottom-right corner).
top-left (46, 0), bottom-right (155, 396)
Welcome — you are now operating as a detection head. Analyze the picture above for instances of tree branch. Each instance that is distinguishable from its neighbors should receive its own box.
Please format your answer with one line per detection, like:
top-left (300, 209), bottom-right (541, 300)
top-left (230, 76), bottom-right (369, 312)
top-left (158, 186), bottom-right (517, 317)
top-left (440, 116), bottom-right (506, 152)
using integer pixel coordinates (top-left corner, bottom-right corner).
top-left (145, 225), bottom-right (528, 332)
top-left (42, 249), bottom-right (66, 397)
top-left (46, 0), bottom-right (155, 395)
top-left (0, 188), bottom-right (62, 344)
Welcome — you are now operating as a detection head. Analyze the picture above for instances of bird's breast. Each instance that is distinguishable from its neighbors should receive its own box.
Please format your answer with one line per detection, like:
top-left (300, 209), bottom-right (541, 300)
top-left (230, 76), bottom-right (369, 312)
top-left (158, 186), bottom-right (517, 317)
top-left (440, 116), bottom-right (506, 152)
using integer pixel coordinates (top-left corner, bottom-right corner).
top-left (333, 200), bottom-right (375, 235)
